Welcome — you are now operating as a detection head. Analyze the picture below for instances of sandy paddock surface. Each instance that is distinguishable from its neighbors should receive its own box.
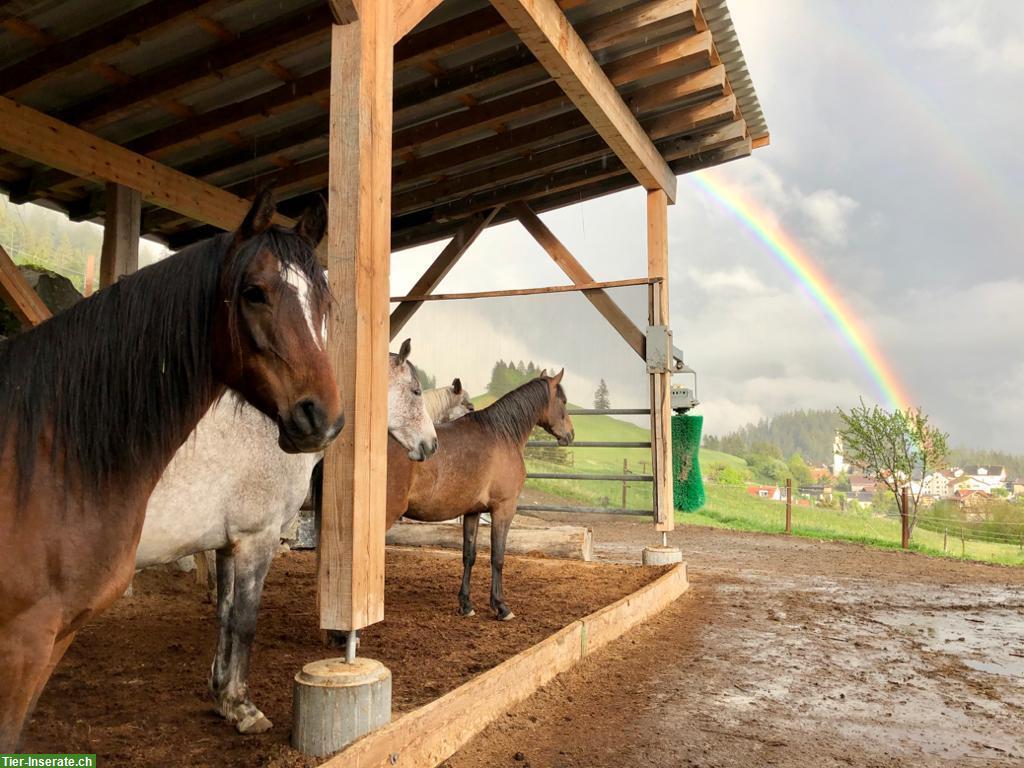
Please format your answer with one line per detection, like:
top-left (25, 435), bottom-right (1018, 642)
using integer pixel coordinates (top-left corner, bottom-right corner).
top-left (22, 547), bottom-right (660, 767)
top-left (446, 514), bottom-right (1024, 768)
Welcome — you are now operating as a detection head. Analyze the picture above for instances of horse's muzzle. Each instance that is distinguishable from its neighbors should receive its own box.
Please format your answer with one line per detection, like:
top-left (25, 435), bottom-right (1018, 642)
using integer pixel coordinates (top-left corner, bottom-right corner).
top-left (408, 436), bottom-right (438, 462)
top-left (279, 399), bottom-right (344, 453)
top-left (557, 430), bottom-right (575, 447)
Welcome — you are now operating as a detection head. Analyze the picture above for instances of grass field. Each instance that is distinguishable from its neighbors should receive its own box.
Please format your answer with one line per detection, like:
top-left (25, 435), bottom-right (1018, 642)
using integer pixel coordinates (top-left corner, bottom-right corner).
top-left (472, 393), bottom-right (1024, 567)
top-left (685, 484), bottom-right (1024, 567)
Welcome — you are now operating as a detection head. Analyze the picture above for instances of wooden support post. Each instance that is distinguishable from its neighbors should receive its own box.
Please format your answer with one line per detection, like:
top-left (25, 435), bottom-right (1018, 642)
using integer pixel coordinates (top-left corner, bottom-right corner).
top-left (83, 252), bottom-right (96, 296)
top-left (0, 243), bottom-right (51, 327)
top-left (319, 1), bottom-right (394, 634)
top-left (785, 478), bottom-right (792, 534)
top-left (900, 485), bottom-right (910, 549)
top-left (647, 189), bottom-right (673, 533)
top-left (99, 183), bottom-right (141, 288)
top-left (389, 207), bottom-right (500, 340)
top-left (509, 201), bottom-right (646, 359)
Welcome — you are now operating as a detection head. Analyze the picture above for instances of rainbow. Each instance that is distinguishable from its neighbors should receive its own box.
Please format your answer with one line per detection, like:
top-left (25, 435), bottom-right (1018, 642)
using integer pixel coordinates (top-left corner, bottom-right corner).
top-left (688, 169), bottom-right (913, 413)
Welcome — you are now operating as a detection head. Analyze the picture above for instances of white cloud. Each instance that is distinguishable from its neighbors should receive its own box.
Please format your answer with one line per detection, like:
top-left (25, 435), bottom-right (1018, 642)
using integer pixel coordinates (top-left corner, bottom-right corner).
top-left (797, 189), bottom-right (860, 247)
top-left (911, 1), bottom-right (1024, 74)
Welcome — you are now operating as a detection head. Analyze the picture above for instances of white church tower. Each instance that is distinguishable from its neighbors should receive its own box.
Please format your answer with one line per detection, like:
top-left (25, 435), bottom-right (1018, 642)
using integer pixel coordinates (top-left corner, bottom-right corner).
top-left (832, 432), bottom-right (846, 477)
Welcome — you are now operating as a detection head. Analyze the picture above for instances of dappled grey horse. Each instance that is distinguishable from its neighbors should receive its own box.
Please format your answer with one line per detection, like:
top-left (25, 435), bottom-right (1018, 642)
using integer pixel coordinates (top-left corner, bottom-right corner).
top-left (134, 340), bottom-right (436, 734)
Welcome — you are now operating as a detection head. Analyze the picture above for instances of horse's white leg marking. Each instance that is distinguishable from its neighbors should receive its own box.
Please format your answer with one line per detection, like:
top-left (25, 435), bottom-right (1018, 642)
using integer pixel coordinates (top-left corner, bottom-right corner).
top-left (284, 266), bottom-right (322, 350)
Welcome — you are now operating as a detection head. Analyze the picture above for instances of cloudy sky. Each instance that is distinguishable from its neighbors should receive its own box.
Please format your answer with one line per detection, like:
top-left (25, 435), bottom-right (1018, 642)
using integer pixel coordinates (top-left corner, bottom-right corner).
top-left (392, 0), bottom-right (1024, 454)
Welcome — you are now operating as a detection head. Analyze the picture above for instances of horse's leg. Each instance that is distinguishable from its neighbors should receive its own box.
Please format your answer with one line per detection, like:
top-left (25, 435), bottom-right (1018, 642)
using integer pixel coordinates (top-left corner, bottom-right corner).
top-left (216, 534), bottom-right (276, 734)
top-left (488, 506), bottom-right (515, 621)
top-left (209, 547), bottom-right (235, 706)
top-left (0, 612), bottom-right (61, 751)
top-left (458, 512), bottom-right (481, 617)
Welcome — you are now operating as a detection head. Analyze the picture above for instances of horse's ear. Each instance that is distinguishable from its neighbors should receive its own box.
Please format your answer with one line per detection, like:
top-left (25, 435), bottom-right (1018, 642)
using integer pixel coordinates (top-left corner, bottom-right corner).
top-left (397, 338), bottom-right (412, 365)
top-left (237, 187), bottom-right (276, 244)
top-left (551, 368), bottom-right (564, 386)
top-left (294, 195), bottom-right (327, 246)
top-left (452, 377), bottom-right (462, 394)
top-left (538, 368), bottom-right (547, 378)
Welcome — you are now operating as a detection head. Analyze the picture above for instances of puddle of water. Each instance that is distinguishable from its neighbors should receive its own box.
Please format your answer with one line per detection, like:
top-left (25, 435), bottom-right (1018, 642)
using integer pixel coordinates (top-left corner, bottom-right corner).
top-left (873, 608), bottom-right (1024, 679)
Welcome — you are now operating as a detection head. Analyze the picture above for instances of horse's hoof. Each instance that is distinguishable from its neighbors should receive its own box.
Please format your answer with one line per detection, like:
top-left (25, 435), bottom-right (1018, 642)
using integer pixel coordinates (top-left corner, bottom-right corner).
top-left (236, 713), bottom-right (273, 734)
top-left (458, 608), bottom-right (476, 617)
top-left (497, 609), bottom-right (515, 621)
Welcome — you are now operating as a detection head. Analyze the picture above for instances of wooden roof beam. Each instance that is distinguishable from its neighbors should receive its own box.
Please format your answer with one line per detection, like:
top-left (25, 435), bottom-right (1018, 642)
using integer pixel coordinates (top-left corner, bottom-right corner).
top-left (393, 0), bottom-right (445, 42)
top-left (490, 0), bottom-right (678, 202)
top-left (0, 96), bottom-right (293, 234)
top-left (0, 0), bottom-right (223, 97)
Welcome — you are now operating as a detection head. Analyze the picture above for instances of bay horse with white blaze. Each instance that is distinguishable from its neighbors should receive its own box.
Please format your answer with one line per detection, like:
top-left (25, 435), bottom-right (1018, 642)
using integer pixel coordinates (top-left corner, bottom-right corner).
top-left (0, 190), bottom-right (340, 751)
top-left (387, 372), bottom-right (574, 620)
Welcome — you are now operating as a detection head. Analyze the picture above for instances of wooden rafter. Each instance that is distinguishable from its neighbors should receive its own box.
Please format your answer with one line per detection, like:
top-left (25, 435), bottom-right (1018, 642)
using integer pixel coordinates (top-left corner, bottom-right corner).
top-left (389, 207), bottom-right (501, 339)
top-left (490, 0), bottom-right (678, 202)
top-left (510, 201), bottom-right (646, 360)
top-left (0, 96), bottom-right (293, 232)
top-left (0, 243), bottom-right (51, 327)
top-left (0, 0), bottom-right (219, 97)
top-left (393, 0), bottom-right (445, 42)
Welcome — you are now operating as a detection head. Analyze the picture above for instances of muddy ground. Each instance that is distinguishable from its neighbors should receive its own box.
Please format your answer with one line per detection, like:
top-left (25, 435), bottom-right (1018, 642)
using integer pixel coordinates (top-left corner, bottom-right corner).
top-left (447, 514), bottom-right (1024, 768)
top-left (22, 548), bottom-right (659, 767)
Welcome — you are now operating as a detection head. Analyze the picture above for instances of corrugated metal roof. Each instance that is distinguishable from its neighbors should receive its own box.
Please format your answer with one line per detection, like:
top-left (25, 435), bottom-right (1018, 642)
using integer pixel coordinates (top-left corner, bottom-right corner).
top-left (700, 0), bottom-right (768, 140)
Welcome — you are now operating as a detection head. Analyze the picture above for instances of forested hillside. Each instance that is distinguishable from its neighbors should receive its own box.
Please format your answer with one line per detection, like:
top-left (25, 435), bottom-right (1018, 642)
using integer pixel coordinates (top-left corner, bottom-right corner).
top-left (703, 409), bottom-right (842, 465)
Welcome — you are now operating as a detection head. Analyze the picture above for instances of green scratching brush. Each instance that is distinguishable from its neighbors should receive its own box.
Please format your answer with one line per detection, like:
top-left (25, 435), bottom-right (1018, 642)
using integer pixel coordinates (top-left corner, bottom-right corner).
top-left (671, 413), bottom-right (705, 512)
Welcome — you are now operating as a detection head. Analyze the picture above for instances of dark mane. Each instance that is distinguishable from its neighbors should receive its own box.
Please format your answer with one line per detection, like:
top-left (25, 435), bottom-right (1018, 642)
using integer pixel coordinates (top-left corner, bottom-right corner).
top-left (0, 225), bottom-right (327, 503)
top-left (468, 378), bottom-right (560, 444)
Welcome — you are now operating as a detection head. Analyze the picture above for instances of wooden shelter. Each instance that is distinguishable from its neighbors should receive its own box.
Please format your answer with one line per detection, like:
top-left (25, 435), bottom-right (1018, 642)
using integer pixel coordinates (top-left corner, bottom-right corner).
top-left (0, 0), bottom-right (766, 643)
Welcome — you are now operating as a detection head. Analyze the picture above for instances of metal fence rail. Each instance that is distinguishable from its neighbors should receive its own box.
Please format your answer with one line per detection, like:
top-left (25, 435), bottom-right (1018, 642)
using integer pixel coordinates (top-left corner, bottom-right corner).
top-left (526, 472), bottom-right (653, 482)
top-left (526, 440), bottom-right (651, 448)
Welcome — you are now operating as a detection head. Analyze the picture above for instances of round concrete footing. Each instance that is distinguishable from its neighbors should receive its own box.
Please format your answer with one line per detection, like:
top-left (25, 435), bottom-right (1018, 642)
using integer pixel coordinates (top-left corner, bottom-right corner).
top-left (292, 657), bottom-right (392, 757)
top-left (642, 545), bottom-right (683, 566)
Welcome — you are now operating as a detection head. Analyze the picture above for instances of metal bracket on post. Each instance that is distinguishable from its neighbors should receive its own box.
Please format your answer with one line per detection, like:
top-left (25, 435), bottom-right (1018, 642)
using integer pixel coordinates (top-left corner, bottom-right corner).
top-left (645, 325), bottom-right (688, 374)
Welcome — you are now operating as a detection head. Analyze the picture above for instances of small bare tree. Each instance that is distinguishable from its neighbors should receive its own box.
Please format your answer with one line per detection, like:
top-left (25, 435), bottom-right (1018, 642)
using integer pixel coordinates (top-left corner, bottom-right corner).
top-left (838, 400), bottom-right (948, 538)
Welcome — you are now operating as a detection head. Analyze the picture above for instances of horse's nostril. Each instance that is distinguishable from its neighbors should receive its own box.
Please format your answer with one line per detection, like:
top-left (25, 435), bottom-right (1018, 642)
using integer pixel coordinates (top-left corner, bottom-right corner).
top-left (295, 398), bottom-right (326, 436)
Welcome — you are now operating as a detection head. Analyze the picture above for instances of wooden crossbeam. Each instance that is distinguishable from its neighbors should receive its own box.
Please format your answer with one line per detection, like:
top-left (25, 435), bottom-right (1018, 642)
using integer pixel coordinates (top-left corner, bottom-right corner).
top-left (389, 208), bottom-right (500, 339)
top-left (490, 0), bottom-right (678, 202)
top-left (0, 244), bottom-right (51, 327)
top-left (510, 201), bottom-right (645, 360)
top-left (0, 96), bottom-right (293, 233)
top-left (391, 277), bottom-right (657, 303)
top-left (320, 1), bottom-right (394, 633)
top-left (0, 0), bottom-right (217, 97)
top-left (329, 0), bottom-right (359, 25)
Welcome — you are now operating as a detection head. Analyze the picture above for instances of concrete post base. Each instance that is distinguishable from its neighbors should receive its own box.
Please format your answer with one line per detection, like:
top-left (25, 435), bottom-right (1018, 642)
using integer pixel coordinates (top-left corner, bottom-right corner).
top-left (642, 545), bottom-right (683, 566)
top-left (291, 657), bottom-right (392, 757)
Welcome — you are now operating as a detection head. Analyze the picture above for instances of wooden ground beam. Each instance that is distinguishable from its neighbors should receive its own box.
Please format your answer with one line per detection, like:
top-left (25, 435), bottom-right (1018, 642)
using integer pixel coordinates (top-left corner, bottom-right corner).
top-left (490, 0), bottom-right (677, 202)
top-left (99, 183), bottom-right (140, 289)
top-left (320, 0), bottom-right (393, 633)
top-left (320, 562), bottom-right (689, 768)
top-left (0, 243), bottom-right (51, 327)
top-left (647, 189), bottom-right (673, 532)
top-left (388, 207), bottom-right (500, 340)
top-left (510, 201), bottom-right (646, 360)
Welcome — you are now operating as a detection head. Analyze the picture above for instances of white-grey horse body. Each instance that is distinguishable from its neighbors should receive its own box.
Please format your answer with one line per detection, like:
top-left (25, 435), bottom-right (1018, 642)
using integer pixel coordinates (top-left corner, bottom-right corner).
top-left (134, 341), bottom-right (438, 734)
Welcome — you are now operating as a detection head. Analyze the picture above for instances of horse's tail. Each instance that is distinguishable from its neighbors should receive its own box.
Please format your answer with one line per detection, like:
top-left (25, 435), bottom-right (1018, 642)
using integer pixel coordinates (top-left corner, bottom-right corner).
top-left (311, 458), bottom-right (324, 544)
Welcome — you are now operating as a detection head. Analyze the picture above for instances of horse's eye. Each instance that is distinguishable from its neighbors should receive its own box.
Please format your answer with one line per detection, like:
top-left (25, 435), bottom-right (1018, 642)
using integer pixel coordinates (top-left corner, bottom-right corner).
top-left (242, 285), bottom-right (268, 304)
top-left (413, 387), bottom-right (422, 396)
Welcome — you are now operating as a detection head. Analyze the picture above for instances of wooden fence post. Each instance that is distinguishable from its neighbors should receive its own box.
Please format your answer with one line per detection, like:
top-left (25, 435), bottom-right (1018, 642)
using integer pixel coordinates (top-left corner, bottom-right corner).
top-left (785, 478), bottom-right (792, 534)
top-left (900, 486), bottom-right (910, 549)
top-left (943, 527), bottom-right (948, 553)
top-left (621, 458), bottom-right (628, 509)
top-left (960, 526), bottom-right (965, 557)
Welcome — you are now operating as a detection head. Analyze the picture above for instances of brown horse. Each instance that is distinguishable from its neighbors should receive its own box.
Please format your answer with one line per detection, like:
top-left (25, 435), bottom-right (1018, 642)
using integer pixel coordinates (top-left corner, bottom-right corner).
top-left (387, 371), bottom-right (574, 620)
top-left (0, 190), bottom-right (342, 751)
